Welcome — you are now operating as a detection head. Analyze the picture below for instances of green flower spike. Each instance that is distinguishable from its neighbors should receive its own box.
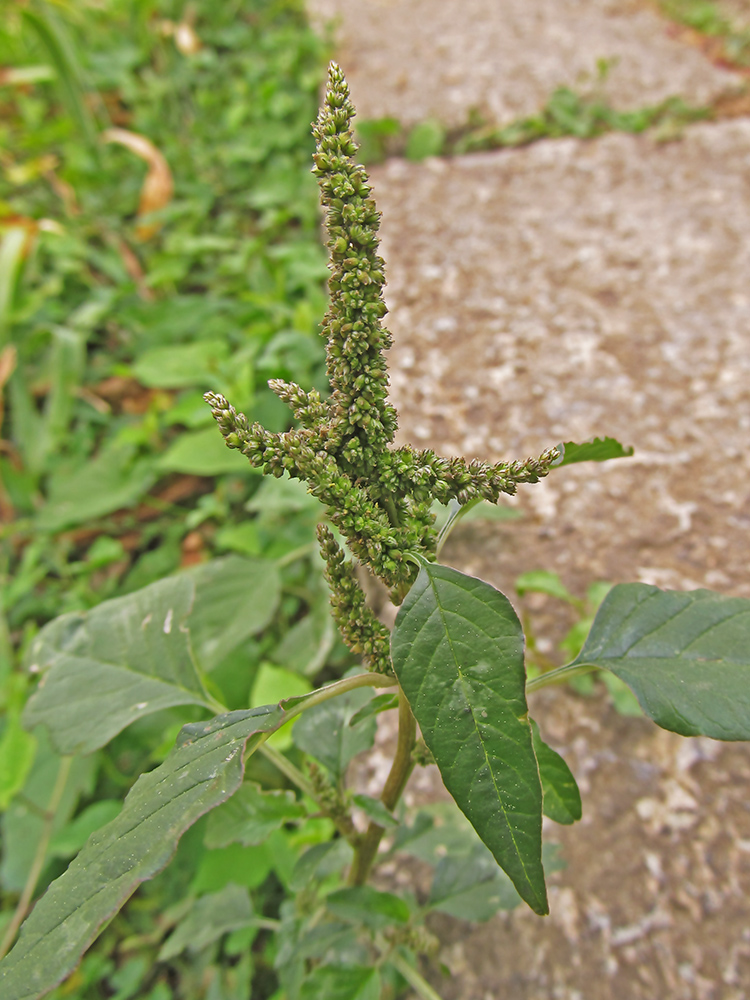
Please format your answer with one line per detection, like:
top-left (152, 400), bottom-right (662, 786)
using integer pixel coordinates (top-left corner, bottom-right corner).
top-left (206, 61), bottom-right (559, 617)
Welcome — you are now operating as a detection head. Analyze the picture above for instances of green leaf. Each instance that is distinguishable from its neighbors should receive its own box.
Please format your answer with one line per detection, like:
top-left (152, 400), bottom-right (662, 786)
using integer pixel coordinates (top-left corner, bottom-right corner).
top-left (1, 735), bottom-right (97, 893)
top-left (351, 794), bottom-right (398, 829)
top-left (289, 840), bottom-right (353, 892)
top-left (0, 715), bottom-right (36, 810)
top-left (391, 557), bottom-right (547, 915)
top-left (0, 706), bottom-right (293, 1000)
top-left (22, 574), bottom-right (211, 754)
top-left (48, 801), bottom-right (122, 859)
top-left (429, 842), bottom-right (524, 920)
top-left (554, 436), bottom-right (634, 466)
top-left (516, 570), bottom-right (576, 604)
top-left (21, 9), bottom-right (99, 154)
top-left (0, 227), bottom-right (28, 346)
top-left (530, 721), bottom-right (581, 825)
top-left (187, 557), bottom-right (281, 671)
top-left (348, 692), bottom-right (399, 727)
top-left (251, 663), bottom-right (312, 750)
top-left (326, 886), bottom-right (411, 929)
top-left (157, 427), bottom-right (252, 476)
top-left (158, 884), bottom-right (254, 961)
top-left (429, 840), bottom-right (566, 922)
top-left (292, 685), bottom-right (376, 779)
top-left (568, 583), bottom-right (750, 739)
top-left (300, 965), bottom-right (381, 1000)
top-left (131, 340), bottom-right (230, 389)
top-left (204, 783), bottom-right (306, 848)
top-left (406, 119), bottom-right (446, 160)
top-left (37, 442), bottom-right (156, 532)
top-left (600, 672), bottom-right (643, 717)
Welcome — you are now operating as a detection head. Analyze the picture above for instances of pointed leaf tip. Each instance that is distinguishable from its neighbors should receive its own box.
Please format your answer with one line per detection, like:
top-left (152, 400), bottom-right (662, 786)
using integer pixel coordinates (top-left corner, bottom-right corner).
top-left (554, 436), bottom-right (633, 466)
top-left (391, 557), bottom-right (547, 914)
top-left (570, 583), bottom-right (750, 740)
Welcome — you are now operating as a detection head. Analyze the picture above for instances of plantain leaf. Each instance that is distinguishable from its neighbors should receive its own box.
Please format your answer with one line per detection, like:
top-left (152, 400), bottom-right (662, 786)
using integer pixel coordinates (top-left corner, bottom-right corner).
top-left (530, 720), bottom-right (581, 825)
top-left (0, 706), bottom-right (292, 1000)
top-left (568, 583), bottom-right (750, 740)
top-left (391, 557), bottom-right (547, 915)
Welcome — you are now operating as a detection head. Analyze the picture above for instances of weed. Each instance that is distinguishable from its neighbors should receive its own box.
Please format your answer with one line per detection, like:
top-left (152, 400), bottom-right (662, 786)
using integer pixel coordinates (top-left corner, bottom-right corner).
top-left (4, 58), bottom-right (750, 1000)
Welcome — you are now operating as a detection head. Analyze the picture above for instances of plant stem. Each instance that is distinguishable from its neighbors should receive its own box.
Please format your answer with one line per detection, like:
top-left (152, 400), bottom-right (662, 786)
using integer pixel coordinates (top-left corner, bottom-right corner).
top-left (526, 661), bottom-right (597, 694)
top-left (390, 951), bottom-right (445, 1000)
top-left (282, 671), bottom-right (396, 725)
top-left (347, 686), bottom-right (416, 886)
top-left (0, 755), bottom-right (73, 960)
top-left (259, 743), bottom-right (319, 801)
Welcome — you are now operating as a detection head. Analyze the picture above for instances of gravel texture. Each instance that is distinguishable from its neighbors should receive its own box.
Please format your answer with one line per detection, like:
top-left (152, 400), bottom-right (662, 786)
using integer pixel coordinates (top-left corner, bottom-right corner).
top-left (307, 0), bottom-right (741, 127)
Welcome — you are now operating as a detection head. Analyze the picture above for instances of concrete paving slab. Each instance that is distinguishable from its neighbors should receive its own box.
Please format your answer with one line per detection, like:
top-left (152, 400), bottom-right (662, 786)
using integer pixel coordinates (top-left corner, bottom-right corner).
top-left (367, 122), bottom-right (750, 598)
top-left (356, 123), bottom-right (750, 996)
top-left (307, 0), bottom-right (741, 127)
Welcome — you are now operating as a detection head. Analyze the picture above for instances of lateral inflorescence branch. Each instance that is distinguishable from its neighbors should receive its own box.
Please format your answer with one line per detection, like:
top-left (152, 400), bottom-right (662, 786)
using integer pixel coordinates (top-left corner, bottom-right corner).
top-left (206, 62), bottom-right (559, 654)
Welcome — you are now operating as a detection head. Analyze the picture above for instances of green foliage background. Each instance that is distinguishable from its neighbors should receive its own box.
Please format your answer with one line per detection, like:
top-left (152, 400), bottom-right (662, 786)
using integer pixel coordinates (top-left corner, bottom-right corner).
top-left (0, 2), bottom-right (345, 996)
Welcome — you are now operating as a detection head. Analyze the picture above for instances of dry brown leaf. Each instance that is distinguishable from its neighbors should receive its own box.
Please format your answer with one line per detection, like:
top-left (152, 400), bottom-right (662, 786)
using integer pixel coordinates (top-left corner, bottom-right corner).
top-left (0, 345), bottom-right (17, 391)
top-left (103, 127), bottom-right (174, 240)
top-left (175, 22), bottom-right (201, 55)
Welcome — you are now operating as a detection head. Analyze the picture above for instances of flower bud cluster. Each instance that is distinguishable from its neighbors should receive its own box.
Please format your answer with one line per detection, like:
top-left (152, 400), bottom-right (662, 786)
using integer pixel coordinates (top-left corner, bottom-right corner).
top-left (306, 761), bottom-right (358, 842)
top-left (206, 63), bottom-right (561, 671)
top-left (316, 526), bottom-right (394, 675)
top-left (311, 62), bottom-right (398, 477)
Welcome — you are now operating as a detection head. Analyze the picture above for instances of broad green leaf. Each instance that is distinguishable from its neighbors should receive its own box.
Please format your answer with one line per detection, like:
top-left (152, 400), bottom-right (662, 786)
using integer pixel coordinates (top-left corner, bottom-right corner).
top-left (568, 583), bottom-right (750, 739)
top-left (351, 794), bottom-right (399, 829)
top-left (393, 804), bottom-right (478, 864)
top-left (300, 964), bottom-right (380, 1000)
top-left (600, 672), bottom-right (643, 717)
top-left (326, 886), bottom-right (411, 929)
top-left (288, 840), bottom-right (353, 891)
top-left (1, 735), bottom-right (97, 893)
top-left (272, 595), bottom-right (336, 677)
top-left (516, 570), bottom-right (576, 604)
top-left (156, 427), bottom-right (252, 476)
top-left (192, 841), bottom-right (274, 895)
top-left (391, 557), bottom-right (547, 915)
top-left (204, 783), bottom-right (307, 848)
top-left (292, 684), bottom-right (376, 779)
top-left (0, 706), bottom-right (292, 1000)
top-left (48, 801), bottom-right (122, 859)
top-left (530, 720), bottom-right (581, 825)
top-left (429, 842), bottom-right (566, 922)
top-left (428, 841), bottom-right (524, 920)
top-left (187, 557), bottom-right (281, 671)
top-left (251, 663), bottom-right (312, 750)
top-left (246, 473), bottom-right (320, 516)
top-left (23, 574), bottom-right (211, 754)
top-left (37, 443), bottom-right (156, 532)
top-left (554, 436), bottom-right (634, 467)
top-left (0, 714), bottom-right (36, 809)
top-left (131, 340), bottom-right (230, 389)
top-left (406, 119), bottom-right (446, 160)
top-left (158, 884), bottom-right (254, 961)
top-left (348, 692), bottom-right (399, 727)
